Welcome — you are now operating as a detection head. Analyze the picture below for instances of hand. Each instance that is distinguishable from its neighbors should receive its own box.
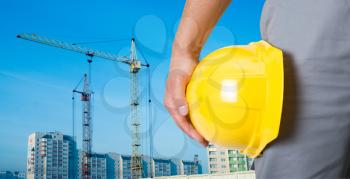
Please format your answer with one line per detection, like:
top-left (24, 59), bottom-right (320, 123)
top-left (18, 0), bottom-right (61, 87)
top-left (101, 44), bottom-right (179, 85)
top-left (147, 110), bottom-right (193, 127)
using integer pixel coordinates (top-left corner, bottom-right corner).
top-left (164, 54), bottom-right (209, 147)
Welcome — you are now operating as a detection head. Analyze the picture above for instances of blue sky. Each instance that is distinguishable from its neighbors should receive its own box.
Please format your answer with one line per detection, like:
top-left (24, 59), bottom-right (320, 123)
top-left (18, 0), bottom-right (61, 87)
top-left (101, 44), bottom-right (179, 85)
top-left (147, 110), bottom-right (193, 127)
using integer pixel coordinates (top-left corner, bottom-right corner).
top-left (0, 0), bottom-right (264, 172)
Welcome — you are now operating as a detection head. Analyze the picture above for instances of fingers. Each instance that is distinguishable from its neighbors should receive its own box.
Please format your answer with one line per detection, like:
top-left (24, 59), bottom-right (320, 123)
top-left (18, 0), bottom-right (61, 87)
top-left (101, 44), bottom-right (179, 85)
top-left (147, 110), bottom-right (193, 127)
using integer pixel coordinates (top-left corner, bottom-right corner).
top-left (169, 108), bottom-right (209, 147)
top-left (164, 71), bottom-right (208, 147)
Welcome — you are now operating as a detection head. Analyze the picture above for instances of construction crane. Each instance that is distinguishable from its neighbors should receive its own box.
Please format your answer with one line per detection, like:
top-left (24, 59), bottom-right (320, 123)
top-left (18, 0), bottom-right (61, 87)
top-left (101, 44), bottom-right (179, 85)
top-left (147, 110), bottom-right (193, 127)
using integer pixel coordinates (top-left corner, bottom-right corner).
top-left (72, 73), bottom-right (93, 179)
top-left (17, 33), bottom-right (148, 179)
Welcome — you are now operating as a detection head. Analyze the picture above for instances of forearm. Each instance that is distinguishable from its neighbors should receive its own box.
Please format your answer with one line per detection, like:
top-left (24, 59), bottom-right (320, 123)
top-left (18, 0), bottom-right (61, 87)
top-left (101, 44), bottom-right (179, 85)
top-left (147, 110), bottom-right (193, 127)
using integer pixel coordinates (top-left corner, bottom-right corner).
top-left (165, 0), bottom-right (231, 146)
top-left (172, 0), bottom-right (232, 60)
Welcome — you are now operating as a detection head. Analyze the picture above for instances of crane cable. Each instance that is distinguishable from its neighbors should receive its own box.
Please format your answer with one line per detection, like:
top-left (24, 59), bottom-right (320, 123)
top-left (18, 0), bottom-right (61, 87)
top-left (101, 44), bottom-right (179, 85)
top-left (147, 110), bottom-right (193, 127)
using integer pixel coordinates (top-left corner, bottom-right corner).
top-left (135, 42), bottom-right (153, 177)
top-left (72, 91), bottom-right (76, 178)
top-left (72, 38), bottom-right (131, 45)
top-left (72, 92), bottom-right (76, 140)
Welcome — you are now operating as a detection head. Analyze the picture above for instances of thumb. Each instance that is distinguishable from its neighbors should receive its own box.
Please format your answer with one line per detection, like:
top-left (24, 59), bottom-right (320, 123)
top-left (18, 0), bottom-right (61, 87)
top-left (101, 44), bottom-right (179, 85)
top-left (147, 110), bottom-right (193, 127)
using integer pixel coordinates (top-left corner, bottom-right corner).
top-left (173, 78), bottom-right (189, 116)
top-left (167, 70), bottom-right (191, 116)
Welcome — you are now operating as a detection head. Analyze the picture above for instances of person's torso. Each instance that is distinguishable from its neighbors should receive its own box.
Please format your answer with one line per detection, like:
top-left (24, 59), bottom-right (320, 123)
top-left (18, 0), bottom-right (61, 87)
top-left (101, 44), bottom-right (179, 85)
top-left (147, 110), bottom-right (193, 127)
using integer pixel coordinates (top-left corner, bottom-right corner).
top-left (260, 0), bottom-right (350, 118)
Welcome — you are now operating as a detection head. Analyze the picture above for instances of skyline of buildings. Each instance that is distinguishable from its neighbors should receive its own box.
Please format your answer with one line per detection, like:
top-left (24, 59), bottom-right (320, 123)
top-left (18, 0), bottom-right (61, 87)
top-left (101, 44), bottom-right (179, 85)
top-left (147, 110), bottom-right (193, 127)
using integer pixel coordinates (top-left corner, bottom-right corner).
top-left (25, 131), bottom-right (203, 179)
top-left (1, 131), bottom-right (256, 178)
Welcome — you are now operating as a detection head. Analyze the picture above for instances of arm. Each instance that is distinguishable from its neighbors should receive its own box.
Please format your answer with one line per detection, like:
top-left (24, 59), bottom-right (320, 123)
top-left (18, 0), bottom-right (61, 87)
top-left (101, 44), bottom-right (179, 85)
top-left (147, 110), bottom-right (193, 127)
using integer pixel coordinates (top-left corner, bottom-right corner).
top-left (164, 0), bottom-right (231, 146)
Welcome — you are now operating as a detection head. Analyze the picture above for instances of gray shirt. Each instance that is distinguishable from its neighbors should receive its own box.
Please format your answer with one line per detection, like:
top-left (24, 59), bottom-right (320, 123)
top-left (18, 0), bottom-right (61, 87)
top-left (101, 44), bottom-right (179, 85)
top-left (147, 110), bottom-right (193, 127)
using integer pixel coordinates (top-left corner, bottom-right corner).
top-left (255, 0), bottom-right (350, 178)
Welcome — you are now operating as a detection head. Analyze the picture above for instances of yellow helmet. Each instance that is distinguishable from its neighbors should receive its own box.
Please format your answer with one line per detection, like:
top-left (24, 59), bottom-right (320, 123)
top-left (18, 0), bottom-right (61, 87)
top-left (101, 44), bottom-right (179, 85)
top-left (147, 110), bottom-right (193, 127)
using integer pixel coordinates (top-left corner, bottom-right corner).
top-left (186, 41), bottom-right (284, 158)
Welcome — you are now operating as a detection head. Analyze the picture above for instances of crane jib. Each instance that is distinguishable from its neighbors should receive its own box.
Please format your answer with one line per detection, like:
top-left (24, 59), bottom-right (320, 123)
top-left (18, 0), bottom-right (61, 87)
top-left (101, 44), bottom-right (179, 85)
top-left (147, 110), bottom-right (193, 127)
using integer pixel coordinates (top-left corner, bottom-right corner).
top-left (16, 33), bottom-right (146, 67)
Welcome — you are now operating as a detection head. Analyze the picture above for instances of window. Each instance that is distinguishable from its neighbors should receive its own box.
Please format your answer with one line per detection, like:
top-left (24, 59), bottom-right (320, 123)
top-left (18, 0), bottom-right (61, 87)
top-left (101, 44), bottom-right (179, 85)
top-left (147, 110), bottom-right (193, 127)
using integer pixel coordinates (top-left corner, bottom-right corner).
top-left (208, 144), bottom-right (215, 148)
top-left (209, 151), bottom-right (216, 155)
top-left (228, 150), bottom-right (237, 155)
top-left (209, 158), bottom-right (217, 162)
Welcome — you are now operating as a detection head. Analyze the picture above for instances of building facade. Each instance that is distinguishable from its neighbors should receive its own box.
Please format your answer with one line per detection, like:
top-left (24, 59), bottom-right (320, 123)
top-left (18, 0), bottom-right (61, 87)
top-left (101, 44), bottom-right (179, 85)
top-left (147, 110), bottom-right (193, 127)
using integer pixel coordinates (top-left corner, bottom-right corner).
top-left (207, 144), bottom-right (253, 174)
top-left (0, 171), bottom-right (26, 179)
top-left (152, 158), bottom-right (172, 177)
top-left (78, 152), bottom-right (107, 179)
top-left (106, 153), bottom-right (121, 179)
top-left (26, 132), bottom-right (76, 179)
top-left (181, 160), bottom-right (202, 175)
top-left (105, 153), bottom-right (202, 179)
top-left (106, 154), bottom-right (153, 179)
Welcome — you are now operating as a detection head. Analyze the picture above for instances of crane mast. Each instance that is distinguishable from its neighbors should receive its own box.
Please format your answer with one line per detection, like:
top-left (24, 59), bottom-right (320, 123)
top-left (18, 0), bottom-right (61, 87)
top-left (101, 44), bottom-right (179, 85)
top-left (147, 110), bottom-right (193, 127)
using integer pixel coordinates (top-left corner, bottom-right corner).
top-left (72, 70), bottom-right (93, 179)
top-left (17, 34), bottom-right (146, 179)
top-left (81, 71), bottom-right (92, 179)
top-left (129, 38), bottom-right (142, 179)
